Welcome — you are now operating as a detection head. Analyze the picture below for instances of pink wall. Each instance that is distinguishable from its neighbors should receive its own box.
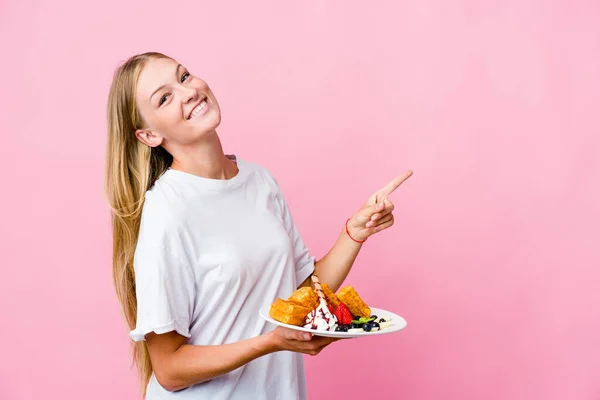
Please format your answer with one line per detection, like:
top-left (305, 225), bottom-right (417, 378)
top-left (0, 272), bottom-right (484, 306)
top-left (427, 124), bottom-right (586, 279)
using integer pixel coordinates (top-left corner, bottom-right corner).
top-left (2, 1), bottom-right (599, 399)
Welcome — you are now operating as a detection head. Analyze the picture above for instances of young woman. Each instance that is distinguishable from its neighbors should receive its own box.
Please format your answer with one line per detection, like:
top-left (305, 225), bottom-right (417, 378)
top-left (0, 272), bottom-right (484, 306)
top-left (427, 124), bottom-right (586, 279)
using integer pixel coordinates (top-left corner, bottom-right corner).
top-left (104, 52), bottom-right (411, 399)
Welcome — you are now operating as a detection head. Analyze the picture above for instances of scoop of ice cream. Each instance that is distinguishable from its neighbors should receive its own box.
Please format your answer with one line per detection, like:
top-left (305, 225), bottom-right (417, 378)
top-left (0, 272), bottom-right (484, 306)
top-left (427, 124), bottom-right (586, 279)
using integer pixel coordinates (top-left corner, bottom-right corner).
top-left (304, 301), bottom-right (338, 331)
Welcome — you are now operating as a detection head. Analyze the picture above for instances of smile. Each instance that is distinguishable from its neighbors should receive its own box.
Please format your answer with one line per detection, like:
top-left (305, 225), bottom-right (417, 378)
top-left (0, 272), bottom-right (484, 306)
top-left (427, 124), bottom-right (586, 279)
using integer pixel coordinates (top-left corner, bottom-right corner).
top-left (188, 98), bottom-right (209, 119)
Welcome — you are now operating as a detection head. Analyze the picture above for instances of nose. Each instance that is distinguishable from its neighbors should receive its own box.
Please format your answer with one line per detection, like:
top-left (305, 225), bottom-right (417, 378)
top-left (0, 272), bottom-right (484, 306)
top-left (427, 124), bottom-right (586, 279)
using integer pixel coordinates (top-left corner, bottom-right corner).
top-left (178, 85), bottom-right (197, 104)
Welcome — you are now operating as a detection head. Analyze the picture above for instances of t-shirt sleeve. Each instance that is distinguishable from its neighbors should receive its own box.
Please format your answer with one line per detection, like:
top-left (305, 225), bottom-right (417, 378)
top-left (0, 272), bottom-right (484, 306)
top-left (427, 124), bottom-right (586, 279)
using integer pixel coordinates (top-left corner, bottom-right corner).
top-left (129, 243), bottom-right (195, 342)
top-left (271, 177), bottom-right (316, 286)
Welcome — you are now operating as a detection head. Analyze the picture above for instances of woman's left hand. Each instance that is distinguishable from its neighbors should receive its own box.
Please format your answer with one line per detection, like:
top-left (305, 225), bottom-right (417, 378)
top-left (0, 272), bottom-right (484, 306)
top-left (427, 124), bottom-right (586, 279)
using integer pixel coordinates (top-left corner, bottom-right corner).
top-left (346, 170), bottom-right (413, 243)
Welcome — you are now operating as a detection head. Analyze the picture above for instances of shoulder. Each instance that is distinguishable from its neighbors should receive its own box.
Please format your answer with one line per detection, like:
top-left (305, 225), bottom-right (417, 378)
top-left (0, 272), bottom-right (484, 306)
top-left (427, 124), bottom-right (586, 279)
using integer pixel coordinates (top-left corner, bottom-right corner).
top-left (237, 156), bottom-right (282, 192)
top-left (137, 173), bottom-right (190, 251)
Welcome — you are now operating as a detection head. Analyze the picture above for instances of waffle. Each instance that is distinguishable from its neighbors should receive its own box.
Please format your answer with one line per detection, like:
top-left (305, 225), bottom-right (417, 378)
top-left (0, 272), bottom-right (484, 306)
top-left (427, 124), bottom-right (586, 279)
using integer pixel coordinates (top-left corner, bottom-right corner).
top-left (287, 287), bottom-right (319, 310)
top-left (337, 285), bottom-right (371, 318)
top-left (269, 298), bottom-right (311, 326)
top-left (321, 283), bottom-right (342, 309)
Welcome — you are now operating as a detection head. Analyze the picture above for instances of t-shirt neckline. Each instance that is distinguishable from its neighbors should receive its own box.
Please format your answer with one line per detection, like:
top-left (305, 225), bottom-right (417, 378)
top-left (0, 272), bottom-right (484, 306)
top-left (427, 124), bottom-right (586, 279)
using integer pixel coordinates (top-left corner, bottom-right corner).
top-left (164, 154), bottom-right (247, 191)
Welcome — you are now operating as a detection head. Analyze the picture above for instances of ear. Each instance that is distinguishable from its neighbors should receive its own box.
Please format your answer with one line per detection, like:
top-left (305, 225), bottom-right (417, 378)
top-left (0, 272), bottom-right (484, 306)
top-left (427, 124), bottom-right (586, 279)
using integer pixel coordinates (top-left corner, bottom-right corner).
top-left (135, 128), bottom-right (164, 148)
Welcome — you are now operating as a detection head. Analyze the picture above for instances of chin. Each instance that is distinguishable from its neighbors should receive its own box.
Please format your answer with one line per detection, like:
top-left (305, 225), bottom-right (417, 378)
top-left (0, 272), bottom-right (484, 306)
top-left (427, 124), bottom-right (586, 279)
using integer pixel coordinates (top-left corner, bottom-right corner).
top-left (210, 111), bottom-right (222, 128)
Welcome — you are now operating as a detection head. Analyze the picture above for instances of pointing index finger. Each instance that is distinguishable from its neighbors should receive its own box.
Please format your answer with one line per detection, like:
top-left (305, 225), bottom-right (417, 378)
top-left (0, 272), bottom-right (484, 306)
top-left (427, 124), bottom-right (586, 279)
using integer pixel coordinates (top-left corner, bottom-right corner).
top-left (379, 170), bottom-right (413, 197)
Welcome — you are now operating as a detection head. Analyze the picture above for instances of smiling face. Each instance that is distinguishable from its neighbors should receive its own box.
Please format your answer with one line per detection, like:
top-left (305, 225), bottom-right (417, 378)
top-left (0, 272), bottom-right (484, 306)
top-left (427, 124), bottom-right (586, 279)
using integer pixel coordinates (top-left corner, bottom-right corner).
top-left (134, 57), bottom-right (222, 149)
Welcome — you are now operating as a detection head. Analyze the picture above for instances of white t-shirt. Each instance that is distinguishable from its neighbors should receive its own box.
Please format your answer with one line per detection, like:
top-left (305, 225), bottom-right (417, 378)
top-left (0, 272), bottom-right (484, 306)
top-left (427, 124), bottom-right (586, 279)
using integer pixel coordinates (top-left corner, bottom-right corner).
top-left (129, 156), bottom-right (315, 400)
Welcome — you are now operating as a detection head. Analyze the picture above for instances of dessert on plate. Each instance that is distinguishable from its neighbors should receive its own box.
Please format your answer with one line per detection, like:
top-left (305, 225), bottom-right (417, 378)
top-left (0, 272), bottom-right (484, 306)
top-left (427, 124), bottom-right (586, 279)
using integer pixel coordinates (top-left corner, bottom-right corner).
top-left (268, 275), bottom-right (394, 333)
top-left (321, 283), bottom-right (342, 309)
top-left (268, 298), bottom-right (311, 326)
top-left (288, 286), bottom-right (319, 310)
top-left (336, 285), bottom-right (371, 318)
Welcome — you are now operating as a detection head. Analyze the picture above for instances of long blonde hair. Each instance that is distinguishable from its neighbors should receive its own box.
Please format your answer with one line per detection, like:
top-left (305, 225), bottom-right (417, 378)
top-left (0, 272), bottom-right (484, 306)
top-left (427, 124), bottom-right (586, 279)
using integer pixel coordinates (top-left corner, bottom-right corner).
top-left (104, 52), bottom-right (173, 396)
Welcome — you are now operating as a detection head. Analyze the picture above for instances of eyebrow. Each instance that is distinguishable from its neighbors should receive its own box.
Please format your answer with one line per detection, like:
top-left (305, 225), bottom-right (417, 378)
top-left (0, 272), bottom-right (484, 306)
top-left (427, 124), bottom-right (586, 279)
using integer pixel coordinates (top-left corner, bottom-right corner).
top-left (149, 64), bottom-right (183, 102)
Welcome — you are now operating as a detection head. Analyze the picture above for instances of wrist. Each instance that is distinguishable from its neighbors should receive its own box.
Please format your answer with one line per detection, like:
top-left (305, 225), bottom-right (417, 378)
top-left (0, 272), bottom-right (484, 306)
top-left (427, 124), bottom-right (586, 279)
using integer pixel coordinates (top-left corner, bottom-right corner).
top-left (345, 218), bottom-right (367, 243)
top-left (259, 330), bottom-right (282, 354)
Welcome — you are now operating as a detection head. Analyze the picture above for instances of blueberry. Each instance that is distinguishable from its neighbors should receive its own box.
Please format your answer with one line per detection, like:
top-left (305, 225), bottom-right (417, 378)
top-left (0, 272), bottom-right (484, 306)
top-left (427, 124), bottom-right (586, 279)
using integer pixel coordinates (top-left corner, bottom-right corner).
top-left (371, 322), bottom-right (380, 329)
top-left (342, 325), bottom-right (349, 332)
top-left (363, 324), bottom-right (372, 332)
top-left (335, 326), bottom-right (344, 332)
top-left (351, 323), bottom-right (361, 329)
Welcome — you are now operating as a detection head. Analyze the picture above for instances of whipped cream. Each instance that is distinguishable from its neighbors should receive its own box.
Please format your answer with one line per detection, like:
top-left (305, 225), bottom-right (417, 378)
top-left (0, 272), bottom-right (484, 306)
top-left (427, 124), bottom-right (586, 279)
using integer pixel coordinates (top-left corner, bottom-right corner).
top-left (304, 301), bottom-right (337, 331)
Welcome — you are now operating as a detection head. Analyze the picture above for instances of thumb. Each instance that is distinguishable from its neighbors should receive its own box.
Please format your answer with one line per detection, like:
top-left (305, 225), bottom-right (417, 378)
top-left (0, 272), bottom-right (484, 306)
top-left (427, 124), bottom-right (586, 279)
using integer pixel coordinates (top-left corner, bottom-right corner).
top-left (373, 199), bottom-right (386, 213)
top-left (353, 201), bottom-right (383, 225)
top-left (296, 331), bottom-right (312, 341)
top-left (366, 199), bottom-right (385, 217)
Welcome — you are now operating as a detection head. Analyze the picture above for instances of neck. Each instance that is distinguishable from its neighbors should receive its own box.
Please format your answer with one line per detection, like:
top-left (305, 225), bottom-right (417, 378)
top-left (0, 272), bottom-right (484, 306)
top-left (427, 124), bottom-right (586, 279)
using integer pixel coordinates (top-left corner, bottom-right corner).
top-left (169, 131), bottom-right (238, 180)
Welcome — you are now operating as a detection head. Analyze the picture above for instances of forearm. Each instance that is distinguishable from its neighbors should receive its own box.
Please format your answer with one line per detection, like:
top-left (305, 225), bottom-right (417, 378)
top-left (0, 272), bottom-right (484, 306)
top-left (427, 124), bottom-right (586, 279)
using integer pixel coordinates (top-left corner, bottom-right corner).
top-left (158, 332), bottom-right (278, 391)
top-left (312, 226), bottom-right (363, 292)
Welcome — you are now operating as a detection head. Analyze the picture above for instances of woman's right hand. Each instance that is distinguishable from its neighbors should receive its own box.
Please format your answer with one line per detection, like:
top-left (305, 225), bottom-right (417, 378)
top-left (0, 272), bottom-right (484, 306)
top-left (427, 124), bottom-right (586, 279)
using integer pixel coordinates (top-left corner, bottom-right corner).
top-left (267, 326), bottom-right (340, 356)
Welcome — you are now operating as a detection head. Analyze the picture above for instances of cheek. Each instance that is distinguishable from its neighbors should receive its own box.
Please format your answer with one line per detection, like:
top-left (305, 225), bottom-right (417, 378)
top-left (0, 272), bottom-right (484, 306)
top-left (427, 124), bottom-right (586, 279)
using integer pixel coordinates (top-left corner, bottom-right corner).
top-left (168, 106), bottom-right (184, 123)
top-left (157, 107), bottom-right (184, 129)
top-left (193, 78), bottom-right (209, 90)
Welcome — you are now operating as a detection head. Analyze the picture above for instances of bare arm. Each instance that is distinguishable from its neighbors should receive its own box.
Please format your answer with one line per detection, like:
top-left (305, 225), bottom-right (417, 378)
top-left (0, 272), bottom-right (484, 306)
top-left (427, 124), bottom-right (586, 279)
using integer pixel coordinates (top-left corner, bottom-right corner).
top-left (146, 327), bottom-right (337, 392)
top-left (299, 171), bottom-right (413, 292)
top-left (299, 226), bottom-right (363, 292)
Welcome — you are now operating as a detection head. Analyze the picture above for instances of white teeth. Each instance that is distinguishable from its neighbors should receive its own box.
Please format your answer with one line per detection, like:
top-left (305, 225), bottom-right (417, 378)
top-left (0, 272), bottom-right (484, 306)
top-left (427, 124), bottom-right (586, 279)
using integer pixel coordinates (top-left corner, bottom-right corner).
top-left (189, 100), bottom-right (207, 119)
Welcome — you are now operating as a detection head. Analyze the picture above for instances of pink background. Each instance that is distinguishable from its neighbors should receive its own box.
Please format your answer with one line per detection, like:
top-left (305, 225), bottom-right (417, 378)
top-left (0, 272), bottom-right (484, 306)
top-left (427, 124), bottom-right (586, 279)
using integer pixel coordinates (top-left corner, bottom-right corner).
top-left (2, 1), bottom-right (599, 399)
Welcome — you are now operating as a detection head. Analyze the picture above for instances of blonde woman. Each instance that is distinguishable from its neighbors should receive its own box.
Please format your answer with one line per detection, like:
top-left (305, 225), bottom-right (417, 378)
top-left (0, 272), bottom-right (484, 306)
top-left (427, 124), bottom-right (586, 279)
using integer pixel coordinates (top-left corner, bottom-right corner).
top-left (105, 52), bottom-right (411, 399)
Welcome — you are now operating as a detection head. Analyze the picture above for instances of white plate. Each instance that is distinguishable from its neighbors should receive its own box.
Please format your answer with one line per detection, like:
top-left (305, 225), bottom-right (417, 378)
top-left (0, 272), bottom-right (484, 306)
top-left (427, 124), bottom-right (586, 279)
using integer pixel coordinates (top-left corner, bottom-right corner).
top-left (260, 305), bottom-right (407, 338)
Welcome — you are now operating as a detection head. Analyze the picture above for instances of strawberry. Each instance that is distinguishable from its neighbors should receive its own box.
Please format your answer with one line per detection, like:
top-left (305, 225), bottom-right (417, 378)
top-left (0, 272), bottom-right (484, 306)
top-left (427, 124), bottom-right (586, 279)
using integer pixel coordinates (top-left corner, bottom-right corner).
top-left (327, 303), bottom-right (335, 314)
top-left (334, 307), bottom-right (343, 323)
top-left (335, 303), bottom-right (353, 325)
